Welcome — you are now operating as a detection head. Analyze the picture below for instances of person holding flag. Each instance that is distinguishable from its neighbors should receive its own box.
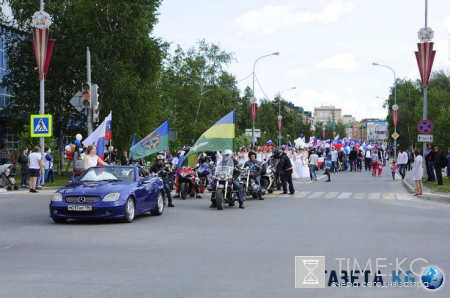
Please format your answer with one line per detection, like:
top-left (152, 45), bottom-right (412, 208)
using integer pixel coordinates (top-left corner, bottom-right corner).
top-left (84, 144), bottom-right (108, 170)
top-left (82, 112), bottom-right (112, 160)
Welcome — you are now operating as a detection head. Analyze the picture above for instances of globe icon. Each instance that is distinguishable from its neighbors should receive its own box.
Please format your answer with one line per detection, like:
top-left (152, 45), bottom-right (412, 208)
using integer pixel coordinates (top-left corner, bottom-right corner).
top-left (421, 267), bottom-right (444, 290)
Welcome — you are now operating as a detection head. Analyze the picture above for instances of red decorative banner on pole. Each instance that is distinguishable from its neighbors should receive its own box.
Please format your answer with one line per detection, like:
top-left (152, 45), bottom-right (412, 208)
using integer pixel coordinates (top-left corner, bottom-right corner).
top-left (415, 42), bottom-right (436, 87)
top-left (392, 110), bottom-right (399, 127)
top-left (32, 28), bottom-right (49, 80)
top-left (277, 119), bottom-right (282, 131)
top-left (250, 102), bottom-right (258, 122)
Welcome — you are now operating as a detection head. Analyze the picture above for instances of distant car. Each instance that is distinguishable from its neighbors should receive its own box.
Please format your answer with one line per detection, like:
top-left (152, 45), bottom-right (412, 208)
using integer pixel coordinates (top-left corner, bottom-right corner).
top-left (49, 166), bottom-right (166, 223)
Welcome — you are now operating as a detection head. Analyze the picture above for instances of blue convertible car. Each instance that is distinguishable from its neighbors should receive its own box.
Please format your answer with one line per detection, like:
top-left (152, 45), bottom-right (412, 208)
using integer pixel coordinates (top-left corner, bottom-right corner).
top-left (49, 166), bottom-right (166, 223)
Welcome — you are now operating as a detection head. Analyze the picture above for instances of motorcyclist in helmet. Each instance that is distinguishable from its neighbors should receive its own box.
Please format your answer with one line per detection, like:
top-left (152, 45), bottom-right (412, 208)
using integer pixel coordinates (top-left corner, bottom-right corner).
top-left (150, 155), bottom-right (175, 207)
top-left (244, 150), bottom-right (264, 200)
top-left (172, 150), bottom-right (182, 167)
top-left (210, 149), bottom-right (245, 209)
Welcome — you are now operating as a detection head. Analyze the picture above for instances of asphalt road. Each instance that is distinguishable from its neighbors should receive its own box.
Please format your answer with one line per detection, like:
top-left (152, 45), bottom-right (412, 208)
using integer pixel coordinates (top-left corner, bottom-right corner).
top-left (1, 169), bottom-right (449, 298)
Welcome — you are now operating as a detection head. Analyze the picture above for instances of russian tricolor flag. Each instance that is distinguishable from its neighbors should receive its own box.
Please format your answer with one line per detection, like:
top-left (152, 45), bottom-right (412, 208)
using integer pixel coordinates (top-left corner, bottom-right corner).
top-left (82, 111), bottom-right (112, 161)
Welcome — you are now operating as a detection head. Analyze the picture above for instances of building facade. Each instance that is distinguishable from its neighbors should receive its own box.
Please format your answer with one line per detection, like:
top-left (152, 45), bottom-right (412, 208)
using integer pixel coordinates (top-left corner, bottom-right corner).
top-left (314, 105), bottom-right (342, 125)
top-left (0, 25), bottom-right (19, 153)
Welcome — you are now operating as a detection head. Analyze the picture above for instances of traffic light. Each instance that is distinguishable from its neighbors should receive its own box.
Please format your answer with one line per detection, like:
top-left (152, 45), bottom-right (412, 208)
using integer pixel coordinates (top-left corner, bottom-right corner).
top-left (81, 83), bottom-right (91, 108)
top-left (91, 84), bottom-right (100, 122)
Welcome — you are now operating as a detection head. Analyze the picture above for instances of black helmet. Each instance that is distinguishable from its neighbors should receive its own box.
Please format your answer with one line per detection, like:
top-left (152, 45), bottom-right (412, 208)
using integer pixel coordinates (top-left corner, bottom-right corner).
top-left (248, 151), bottom-right (257, 159)
top-left (272, 147), bottom-right (280, 156)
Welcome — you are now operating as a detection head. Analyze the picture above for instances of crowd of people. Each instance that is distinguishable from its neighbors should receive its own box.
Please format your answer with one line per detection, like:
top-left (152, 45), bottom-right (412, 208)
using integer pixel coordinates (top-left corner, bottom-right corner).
top-left (1, 140), bottom-right (450, 199)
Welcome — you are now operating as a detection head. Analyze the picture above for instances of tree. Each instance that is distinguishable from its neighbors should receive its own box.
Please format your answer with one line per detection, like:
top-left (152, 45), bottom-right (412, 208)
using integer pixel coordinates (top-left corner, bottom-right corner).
top-left (157, 40), bottom-right (240, 149)
top-left (1, 0), bottom-right (164, 152)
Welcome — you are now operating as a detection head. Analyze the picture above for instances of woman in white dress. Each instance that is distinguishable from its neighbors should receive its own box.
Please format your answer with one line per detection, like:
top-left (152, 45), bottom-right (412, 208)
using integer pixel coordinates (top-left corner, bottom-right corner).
top-left (300, 148), bottom-right (310, 178)
top-left (289, 148), bottom-right (299, 180)
top-left (84, 144), bottom-right (108, 170)
top-left (412, 148), bottom-right (423, 196)
top-left (294, 148), bottom-right (303, 178)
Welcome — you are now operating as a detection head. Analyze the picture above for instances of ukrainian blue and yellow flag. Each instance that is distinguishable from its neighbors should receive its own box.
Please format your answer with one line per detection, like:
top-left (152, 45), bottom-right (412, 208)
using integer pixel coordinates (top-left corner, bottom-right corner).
top-left (182, 111), bottom-right (235, 166)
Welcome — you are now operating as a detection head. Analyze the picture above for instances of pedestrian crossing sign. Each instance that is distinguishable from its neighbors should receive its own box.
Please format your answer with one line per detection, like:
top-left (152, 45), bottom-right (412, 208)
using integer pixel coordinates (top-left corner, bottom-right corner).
top-left (30, 114), bottom-right (52, 137)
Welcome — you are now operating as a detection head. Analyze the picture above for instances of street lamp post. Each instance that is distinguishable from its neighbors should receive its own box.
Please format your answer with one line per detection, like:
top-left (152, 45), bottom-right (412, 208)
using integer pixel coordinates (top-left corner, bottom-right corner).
top-left (251, 52), bottom-right (279, 147)
top-left (277, 87), bottom-right (296, 146)
top-left (373, 62), bottom-right (398, 159)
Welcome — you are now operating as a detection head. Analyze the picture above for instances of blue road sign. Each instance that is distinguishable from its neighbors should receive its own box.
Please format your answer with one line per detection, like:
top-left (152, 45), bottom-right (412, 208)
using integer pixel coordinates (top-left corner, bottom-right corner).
top-left (417, 119), bottom-right (433, 134)
top-left (30, 114), bottom-right (53, 137)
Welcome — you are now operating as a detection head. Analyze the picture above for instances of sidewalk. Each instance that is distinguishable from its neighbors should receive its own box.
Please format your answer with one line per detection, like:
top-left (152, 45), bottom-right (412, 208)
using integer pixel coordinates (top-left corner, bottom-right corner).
top-left (401, 169), bottom-right (450, 204)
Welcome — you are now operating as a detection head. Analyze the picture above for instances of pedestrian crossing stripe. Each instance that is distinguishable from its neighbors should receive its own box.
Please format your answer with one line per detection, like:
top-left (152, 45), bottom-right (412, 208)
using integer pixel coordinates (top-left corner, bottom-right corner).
top-left (264, 190), bottom-right (411, 200)
top-left (324, 192), bottom-right (339, 199)
top-left (30, 114), bottom-right (52, 137)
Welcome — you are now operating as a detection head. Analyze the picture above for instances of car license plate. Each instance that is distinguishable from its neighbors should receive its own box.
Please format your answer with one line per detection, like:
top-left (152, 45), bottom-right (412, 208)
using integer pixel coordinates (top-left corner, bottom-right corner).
top-left (68, 205), bottom-right (92, 211)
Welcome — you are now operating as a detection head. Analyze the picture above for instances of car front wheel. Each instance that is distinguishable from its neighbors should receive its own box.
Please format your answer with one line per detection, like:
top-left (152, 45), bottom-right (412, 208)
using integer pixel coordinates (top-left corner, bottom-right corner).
top-left (123, 197), bottom-right (135, 223)
top-left (151, 191), bottom-right (165, 216)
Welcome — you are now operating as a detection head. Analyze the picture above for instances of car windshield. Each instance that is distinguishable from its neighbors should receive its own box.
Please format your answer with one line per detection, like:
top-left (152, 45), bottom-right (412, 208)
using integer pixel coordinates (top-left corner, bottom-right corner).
top-left (78, 166), bottom-right (136, 182)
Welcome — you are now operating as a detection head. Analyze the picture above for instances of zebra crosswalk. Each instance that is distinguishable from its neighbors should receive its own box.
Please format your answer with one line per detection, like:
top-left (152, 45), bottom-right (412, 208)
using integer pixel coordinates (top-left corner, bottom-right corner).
top-left (264, 190), bottom-right (412, 201)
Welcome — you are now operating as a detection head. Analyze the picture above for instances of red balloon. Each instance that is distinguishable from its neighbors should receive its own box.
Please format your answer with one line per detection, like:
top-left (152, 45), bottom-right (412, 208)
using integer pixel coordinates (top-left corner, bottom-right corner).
top-left (66, 151), bottom-right (73, 160)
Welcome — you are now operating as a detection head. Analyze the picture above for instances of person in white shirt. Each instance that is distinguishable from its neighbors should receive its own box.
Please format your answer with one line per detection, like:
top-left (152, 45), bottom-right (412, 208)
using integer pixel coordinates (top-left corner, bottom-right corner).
top-left (365, 148), bottom-right (372, 171)
top-left (84, 145), bottom-right (108, 170)
top-left (330, 147), bottom-right (339, 173)
top-left (28, 146), bottom-right (43, 193)
top-left (397, 148), bottom-right (409, 180)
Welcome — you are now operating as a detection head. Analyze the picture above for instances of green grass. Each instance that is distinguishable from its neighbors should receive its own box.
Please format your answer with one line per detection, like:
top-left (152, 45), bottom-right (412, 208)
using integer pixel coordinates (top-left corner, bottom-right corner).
top-left (423, 176), bottom-right (450, 193)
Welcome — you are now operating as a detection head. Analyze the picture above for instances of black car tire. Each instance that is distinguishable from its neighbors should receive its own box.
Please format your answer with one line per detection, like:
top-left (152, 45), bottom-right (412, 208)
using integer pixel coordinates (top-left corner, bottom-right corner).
top-left (122, 197), bottom-right (135, 223)
top-left (151, 191), bottom-right (165, 216)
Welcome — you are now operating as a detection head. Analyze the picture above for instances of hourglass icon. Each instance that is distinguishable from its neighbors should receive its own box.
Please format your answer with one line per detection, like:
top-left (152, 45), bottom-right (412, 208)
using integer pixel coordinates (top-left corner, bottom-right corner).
top-left (303, 259), bottom-right (319, 284)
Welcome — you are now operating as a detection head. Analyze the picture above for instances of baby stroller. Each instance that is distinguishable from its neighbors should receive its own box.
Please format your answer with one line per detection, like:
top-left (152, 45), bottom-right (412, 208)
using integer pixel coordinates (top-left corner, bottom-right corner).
top-left (0, 164), bottom-right (19, 191)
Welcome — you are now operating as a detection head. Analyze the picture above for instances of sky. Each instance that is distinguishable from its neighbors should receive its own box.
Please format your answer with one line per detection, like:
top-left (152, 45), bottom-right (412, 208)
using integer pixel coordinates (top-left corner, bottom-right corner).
top-left (152, 0), bottom-right (450, 121)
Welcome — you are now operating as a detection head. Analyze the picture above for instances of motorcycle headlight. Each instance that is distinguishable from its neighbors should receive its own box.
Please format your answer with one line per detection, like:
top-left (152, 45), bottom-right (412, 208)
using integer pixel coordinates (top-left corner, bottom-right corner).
top-left (103, 193), bottom-right (121, 202)
top-left (180, 172), bottom-right (187, 178)
top-left (51, 192), bottom-right (62, 202)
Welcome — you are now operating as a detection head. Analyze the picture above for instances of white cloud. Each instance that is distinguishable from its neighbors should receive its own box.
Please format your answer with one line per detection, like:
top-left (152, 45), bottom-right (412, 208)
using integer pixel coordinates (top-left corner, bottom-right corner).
top-left (316, 53), bottom-right (360, 72)
top-left (345, 88), bottom-right (354, 94)
top-left (235, 1), bottom-right (354, 35)
top-left (298, 90), bottom-right (339, 108)
top-left (444, 17), bottom-right (450, 31)
top-left (286, 67), bottom-right (308, 78)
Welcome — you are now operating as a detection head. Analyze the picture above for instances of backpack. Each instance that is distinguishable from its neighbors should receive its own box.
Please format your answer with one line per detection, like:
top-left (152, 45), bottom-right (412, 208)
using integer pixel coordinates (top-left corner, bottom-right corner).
top-left (73, 152), bottom-right (85, 172)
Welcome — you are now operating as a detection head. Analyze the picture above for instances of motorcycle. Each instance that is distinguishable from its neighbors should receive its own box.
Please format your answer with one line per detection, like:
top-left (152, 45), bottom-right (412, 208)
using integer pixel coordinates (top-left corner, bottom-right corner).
top-left (260, 159), bottom-right (276, 194)
top-left (239, 163), bottom-right (261, 199)
top-left (196, 161), bottom-right (214, 193)
top-left (213, 158), bottom-right (240, 210)
top-left (177, 166), bottom-right (199, 200)
top-left (165, 160), bottom-right (176, 190)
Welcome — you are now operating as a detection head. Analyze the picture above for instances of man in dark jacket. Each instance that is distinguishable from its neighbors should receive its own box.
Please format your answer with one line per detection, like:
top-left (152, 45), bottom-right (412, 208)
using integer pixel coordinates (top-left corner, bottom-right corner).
top-left (276, 147), bottom-right (295, 194)
top-left (433, 146), bottom-right (446, 185)
top-left (150, 155), bottom-right (175, 207)
top-left (349, 147), bottom-right (358, 172)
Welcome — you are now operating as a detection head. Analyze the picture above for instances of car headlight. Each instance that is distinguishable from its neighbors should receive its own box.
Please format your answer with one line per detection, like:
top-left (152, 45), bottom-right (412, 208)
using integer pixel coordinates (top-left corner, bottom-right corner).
top-left (51, 192), bottom-right (62, 202)
top-left (103, 193), bottom-right (121, 202)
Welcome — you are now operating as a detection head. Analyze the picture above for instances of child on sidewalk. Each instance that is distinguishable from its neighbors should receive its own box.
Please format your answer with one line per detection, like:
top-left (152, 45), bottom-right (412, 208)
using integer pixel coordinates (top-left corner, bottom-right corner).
top-left (390, 161), bottom-right (398, 180)
top-left (377, 161), bottom-right (383, 176)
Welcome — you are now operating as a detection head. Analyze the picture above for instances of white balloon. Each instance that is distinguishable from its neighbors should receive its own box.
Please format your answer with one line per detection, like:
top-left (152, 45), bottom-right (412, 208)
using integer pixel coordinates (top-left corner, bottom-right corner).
top-left (65, 145), bottom-right (71, 151)
top-left (76, 134), bottom-right (82, 141)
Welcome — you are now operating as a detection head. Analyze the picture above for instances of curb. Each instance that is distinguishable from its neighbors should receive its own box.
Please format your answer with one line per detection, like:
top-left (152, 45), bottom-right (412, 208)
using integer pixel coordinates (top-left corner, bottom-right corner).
top-left (402, 178), bottom-right (450, 204)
